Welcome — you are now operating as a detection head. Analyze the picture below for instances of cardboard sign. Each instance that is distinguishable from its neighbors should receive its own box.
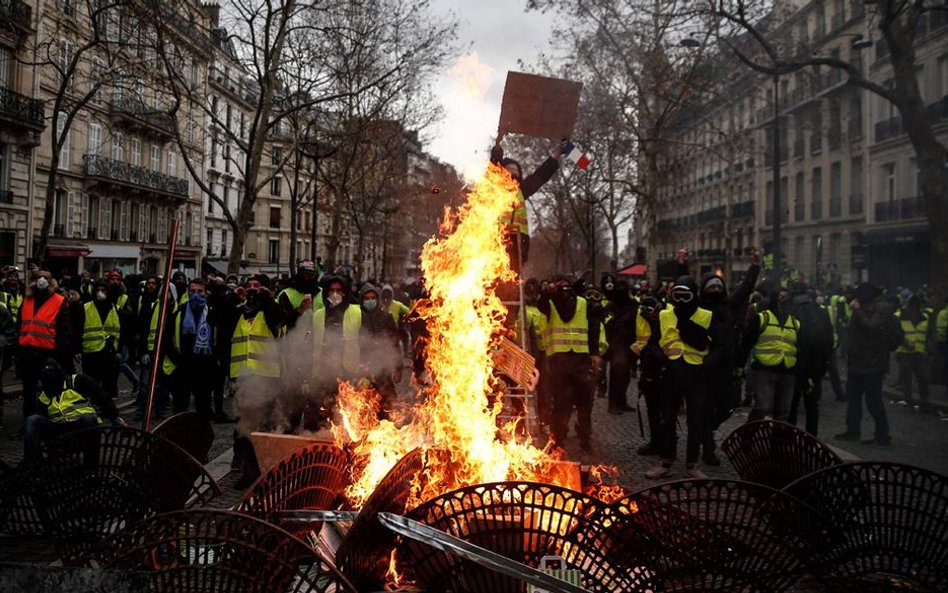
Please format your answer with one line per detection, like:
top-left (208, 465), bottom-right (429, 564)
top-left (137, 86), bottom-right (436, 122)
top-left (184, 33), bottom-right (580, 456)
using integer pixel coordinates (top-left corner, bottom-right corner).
top-left (492, 338), bottom-right (539, 390)
top-left (498, 72), bottom-right (583, 140)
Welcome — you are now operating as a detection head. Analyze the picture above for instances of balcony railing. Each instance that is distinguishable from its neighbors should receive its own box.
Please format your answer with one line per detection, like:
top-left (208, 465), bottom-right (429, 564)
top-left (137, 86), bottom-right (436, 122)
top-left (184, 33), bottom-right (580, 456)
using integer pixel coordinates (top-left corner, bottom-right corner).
top-left (875, 115), bottom-right (902, 143)
top-left (0, 85), bottom-right (45, 130)
top-left (875, 196), bottom-right (925, 222)
top-left (850, 193), bottom-right (864, 215)
top-left (829, 196), bottom-right (842, 217)
top-left (110, 96), bottom-right (176, 136)
top-left (697, 205), bottom-right (727, 224)
top-left (731, 200), bottom-right (755, 218)
top-left (0, 0), bottom-right (31, 32)
top-left (84, 154), bottom-right (188, 197)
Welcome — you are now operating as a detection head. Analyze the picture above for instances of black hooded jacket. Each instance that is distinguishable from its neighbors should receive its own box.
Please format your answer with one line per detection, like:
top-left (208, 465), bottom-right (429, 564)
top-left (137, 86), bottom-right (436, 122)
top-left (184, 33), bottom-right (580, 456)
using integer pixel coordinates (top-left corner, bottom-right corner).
top-left (603, 279), bottom-right (638, 356)
top-left (670, 276), bottom-right (711, 352)
top-left (698, 264), bottom-right (759, 369)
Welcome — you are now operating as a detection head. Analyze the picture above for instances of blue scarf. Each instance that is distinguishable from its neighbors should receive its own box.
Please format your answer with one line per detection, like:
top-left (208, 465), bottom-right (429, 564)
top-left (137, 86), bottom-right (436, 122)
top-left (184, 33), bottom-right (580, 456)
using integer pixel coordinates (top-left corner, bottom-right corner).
top-left (182, 304), bottom-right (212, 355)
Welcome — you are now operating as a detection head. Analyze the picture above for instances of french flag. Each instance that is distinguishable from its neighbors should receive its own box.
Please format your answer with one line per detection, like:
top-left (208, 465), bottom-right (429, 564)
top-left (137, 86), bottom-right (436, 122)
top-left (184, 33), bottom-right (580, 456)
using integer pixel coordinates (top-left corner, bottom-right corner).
top-left (563, 141), bottom-right (591, 170)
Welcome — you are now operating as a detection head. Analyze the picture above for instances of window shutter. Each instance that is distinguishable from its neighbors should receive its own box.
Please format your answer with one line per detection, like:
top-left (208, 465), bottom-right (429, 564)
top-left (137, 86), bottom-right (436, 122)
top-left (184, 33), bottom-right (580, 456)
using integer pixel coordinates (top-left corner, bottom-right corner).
top-left (80, 194), bottom-right (89, 237)
top-left (66, 191), bottom-right (77, 236)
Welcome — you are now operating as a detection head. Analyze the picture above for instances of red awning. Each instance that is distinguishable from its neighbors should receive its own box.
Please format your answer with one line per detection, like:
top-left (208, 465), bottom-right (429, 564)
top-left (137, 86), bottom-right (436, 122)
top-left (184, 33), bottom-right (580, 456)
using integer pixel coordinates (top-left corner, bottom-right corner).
top-left (47, 246), bottom-right (91, 258)
top-left (618, 263), bottom-right (648, 277)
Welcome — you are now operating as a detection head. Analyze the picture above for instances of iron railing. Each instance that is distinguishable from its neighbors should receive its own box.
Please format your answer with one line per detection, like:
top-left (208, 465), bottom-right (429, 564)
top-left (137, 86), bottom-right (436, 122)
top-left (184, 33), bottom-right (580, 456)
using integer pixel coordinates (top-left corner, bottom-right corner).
top-left (110, 96), bottom-right (176, 135)
top-left (0, 0), bottom-right (31, 31)
top-left (84, 154), bottom-right (188, 197)
top-left (732, 200), bottom-right (755, 218)
top-left (0, 86), bottom-right (45, 129)
top-left (875, 196), bottom-right (925, 222)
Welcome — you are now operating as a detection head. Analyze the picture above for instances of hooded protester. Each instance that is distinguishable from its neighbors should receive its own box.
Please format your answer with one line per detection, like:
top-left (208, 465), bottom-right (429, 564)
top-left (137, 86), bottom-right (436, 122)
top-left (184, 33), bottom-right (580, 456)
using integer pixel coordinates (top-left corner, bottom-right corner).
top-left (695, 250), bottom-right (761, 464)
top-left (836, 282), bottom-right (903, 446)
top-left (16, 270), bottom-right (72, 425)
top-left (381, 283), bottom-right (410, 358)
top-left (787, 283), bottom-right (834, 436)
top-left (740, 281), bottom-right (800, 424)
top-left (170, 271), bottom-right (189, 310)
top-left (647, 275), bottom-right (714, 479)
top-left (360, 283), bottom-right (401, 416)
top-left (537, 274), bottom-right (603, 453)
top-left (312, 275), bottom-right (362, 390)
top-left (278, 260), bottom-right (321, 331)
top-left (602, 277), bottom-right (637, 414)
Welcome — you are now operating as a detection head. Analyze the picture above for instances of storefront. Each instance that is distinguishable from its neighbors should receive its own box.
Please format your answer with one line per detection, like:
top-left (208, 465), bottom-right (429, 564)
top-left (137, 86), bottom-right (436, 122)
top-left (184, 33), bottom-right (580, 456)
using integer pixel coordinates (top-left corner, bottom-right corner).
top-left (80, 243), bottom-right (140, 277)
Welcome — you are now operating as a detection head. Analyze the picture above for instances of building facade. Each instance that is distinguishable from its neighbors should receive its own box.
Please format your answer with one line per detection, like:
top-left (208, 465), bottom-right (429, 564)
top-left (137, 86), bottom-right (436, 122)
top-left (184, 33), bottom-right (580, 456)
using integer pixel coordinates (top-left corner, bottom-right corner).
top-left (638, 0), bottom-right (946, 291)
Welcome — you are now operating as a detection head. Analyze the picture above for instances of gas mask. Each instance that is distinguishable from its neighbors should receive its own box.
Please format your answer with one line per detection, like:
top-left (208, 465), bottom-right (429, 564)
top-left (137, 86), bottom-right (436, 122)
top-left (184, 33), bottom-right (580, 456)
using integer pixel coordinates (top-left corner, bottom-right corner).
top-left (327, 292), bottom-right (344, 307)
top-left (35, 277), bottom-right (49, 291)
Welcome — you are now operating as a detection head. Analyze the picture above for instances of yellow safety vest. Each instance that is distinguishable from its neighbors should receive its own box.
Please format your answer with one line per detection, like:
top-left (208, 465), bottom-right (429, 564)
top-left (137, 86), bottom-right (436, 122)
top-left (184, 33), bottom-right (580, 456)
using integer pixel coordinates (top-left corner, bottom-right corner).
top-left (279, 287), bottom-right (305, 310)
top-left (752, 311), bottom-right (799, 368)
top-left (2, 292), bottom-right (22, 321)
top-left (526, 304), bottom-right (547, 353)
top-left (546, 298), bottom-right (589, 356)
top-left (146, 301), bottom-right (161, 352)
top-left (39, 375), bottom-right (101, 424)
top-left (509, 189), bottom-right (529, 235)
top-left (659, 307), bottom-right (712, 366)
top-left (161, 308), bottom-right (213, 375)
top-left (115, 293), bottom-right (128, 311)
top-left (937, 308), bottom-right (948, 343)
top-left (897, 314), bottom-right (929, 354)
top-left (312, 305), bottom-right (362, 375)
top-left (822, 304), bottom-right (839, 349)
top-left (631, 310), bottom-right (651, 355)
top-left (231, 311), bottom-right (281, 378)
top-left (388, 300), bottom-right (409, 327)
top-left (82, 302), bottom-right (121, 353)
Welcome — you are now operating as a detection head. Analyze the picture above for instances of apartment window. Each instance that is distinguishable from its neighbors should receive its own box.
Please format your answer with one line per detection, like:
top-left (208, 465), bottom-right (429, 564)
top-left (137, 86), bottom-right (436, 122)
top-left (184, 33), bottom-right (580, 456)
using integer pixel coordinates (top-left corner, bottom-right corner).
top-left (850, 156), bottom-right (864, 214)
top-left (268, 239), bottom-right (279, 263)
top-left (157, 207), bottom-right (167, 242)
top-left (305, 210), bottom-right (311, 231)
top-left (208, 182), bottom-right (216, 214)
top-left (150, 145), bottom-right (160, 171)
top-left (184, 211), bottom-right (193, 245)
top-left (88, 123), bottom-right (102, 155)
top-left (794, 173), bottom-right (805, 221)
top-left (271, 176), bottom-right (282, 196)
top-left (269, 206), bottom-right (281, 229)
top-left (210, 137), bottom-right (217, 168)
top-left (99, 197), bottom-right (112, 239)
top-left (206, 228), bottom-right (213, 255)
top-left (240, 113), bottom-right (246, 139)
top-left (52, 190), bottom-right (66, 235)
top-left (91, 57), bottom-right (104, 104)
top-left (222, 186), bottom-right (229, 213)
top-left (129, 202), bottom-right (138, 240)
top-left (882, 162), bottom-right (896, 201)
top-left (59, 0), bottom-right (76, 17)
top-left (111, 133), bottom-right (124, 161)
top-left (117, 201), bottom-right (128, 240)
top-left (187, 111), bottom-right (195, 144)
top-left (80, 194), bottom-right (90, 237)
top-left (58, 40), bottom-right (73, 87)
top-left (271, 147), bottom-right (281, 166)
top-left (221, 230), bottom-right (228, 256)
top-left (154, 89), bottom-right (162, 111)
top-left (167, 150), bottom-right (177, 176)
top-left (56, 112), bottom-right (70, 169)
top-left (223, 144), bottom-right (231, 173)
top-left (130, 139), bottom-right (141, 166)
top-left (830, 162), bottom-right (842, 216)
top-left (910, 158), bottom-right (921, 197)
top-left (211, 96), bottom-right (219, 122)
top-left (226, 103), bottom-right (232, 130)
top-left (811, 167), bottom-right (823, 220)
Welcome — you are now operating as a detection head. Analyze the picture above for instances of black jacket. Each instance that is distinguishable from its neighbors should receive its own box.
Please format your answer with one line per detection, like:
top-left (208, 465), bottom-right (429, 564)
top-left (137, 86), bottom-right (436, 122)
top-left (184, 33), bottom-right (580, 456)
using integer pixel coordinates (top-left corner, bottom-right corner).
top-left (789, 295), bottom-right (834, 377)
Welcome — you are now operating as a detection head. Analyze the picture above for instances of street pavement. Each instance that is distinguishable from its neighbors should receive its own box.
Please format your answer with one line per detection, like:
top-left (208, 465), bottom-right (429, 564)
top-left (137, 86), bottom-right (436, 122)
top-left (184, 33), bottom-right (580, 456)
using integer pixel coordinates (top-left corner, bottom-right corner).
top-left (1, 365), bottom-right (946, 498)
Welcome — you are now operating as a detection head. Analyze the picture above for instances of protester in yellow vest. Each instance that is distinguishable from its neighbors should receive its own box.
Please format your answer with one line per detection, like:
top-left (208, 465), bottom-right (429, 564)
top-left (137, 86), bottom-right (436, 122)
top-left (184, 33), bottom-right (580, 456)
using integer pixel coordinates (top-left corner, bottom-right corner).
top-left (162, 279), bottom-right (218, 421)
top-left (381, 283), bottom-right (410, 358)
top-left (647, 276), bottom-right (713, 480)
top-left (895, 295), bottom-right (932, 412)
top-left (489, 135), bottom-right (563, 271)
top-left (537, 275), bottom-right (603, 454)
top-left (277, 259), bottom-right (321, 332)
top-left (742, 285), bottom-right (800, 424)
top-left (24, 358), bottom-right (124, 458)
top-left (76, 280), bottom-right (122, 406)
top-left (312, 276), bottom-right (362, 391)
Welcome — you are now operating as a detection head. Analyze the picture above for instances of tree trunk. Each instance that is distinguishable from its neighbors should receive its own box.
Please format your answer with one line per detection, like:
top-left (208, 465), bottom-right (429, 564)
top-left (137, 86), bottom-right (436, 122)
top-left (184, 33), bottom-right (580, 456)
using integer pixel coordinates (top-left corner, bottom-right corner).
top-left (35, 115), bottom-right (64, 263)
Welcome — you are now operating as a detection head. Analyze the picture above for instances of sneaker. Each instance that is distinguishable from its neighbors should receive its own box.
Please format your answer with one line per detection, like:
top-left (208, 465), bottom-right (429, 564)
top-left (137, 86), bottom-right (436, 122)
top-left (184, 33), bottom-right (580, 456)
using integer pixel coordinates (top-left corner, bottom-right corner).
top-left (646, 464), bottom-right (673, 479)
top-left (683, 466), bottom-right (707, 479)
top-left (834, 432), bottom-right (860, 442)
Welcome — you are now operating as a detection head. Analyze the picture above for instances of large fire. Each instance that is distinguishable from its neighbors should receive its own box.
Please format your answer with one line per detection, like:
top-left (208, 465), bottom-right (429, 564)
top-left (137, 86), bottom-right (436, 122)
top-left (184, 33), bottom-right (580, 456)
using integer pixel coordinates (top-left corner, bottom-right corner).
top-left (331, 162), bottom-right (569, 508)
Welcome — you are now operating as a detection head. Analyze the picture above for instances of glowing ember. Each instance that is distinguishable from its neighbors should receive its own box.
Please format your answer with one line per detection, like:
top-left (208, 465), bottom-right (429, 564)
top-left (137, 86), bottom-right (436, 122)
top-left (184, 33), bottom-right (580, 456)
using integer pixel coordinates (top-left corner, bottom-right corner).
top-left (331, 163), bottom-right (568, 508)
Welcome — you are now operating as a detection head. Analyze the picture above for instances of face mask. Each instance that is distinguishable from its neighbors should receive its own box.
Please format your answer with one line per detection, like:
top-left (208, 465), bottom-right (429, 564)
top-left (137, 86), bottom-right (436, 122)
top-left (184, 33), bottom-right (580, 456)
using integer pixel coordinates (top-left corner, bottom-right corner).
top-left (96, 290), bottom-right (107, 301)
top-left (227, 283), bottom-right (237, 290)
top-left (36, 277), bottom-right (49, 291)
top-left (363, 298), bottom-right (378, 311)
top-left (327, 292), bottom-right (343, 307)
top-left (190, 293), bottom-right (207, 308)
top-left (604, 282), bottom-right (615, 292)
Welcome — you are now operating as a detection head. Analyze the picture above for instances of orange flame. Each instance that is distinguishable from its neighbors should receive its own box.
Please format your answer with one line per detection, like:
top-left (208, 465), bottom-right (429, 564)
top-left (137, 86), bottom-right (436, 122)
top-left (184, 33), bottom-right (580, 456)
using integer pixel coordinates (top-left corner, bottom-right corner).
top-left (332, 163), bottom-right (571, 509)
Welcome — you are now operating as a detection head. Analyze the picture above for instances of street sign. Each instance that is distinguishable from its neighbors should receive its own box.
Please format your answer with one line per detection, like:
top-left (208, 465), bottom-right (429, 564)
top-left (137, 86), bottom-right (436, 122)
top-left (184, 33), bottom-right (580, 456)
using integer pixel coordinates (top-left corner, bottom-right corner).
top-left (498, 72), bottom-right (583, 140)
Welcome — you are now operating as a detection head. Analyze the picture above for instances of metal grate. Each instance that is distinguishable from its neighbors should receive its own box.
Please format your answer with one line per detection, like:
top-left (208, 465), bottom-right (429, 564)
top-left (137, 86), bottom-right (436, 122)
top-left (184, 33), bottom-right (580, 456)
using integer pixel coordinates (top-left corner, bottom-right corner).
top-left (28, 426), bottom-right (221, 564)
top-left (400, 481), bottom-right (653, 593)
top-left (236, 441), bottom-right (350, 540)
top-left (153, 412), bottom-right (216, 463)
top-left (335, 448), bottom-right (425, 591)
top-left (720, 419), bottom-right (843, 489)
top-left (601, 479), bottom-right (839, 592)
top-left (783, 462), bottom-right (948, 592)
top-left (89, 509), bottom-right (357, 592)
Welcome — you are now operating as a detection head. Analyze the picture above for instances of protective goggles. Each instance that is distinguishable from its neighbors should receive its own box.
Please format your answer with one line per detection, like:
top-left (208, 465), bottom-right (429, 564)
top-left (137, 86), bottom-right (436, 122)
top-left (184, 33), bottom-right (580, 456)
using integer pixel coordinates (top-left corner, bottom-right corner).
top-left (670, 286), bottom-right (695, 303)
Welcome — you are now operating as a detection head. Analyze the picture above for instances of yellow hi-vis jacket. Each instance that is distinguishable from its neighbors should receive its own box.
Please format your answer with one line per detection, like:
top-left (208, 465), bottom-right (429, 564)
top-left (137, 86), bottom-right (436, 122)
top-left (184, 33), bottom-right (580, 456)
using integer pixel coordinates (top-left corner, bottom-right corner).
top-left (509, 190), bottom-right (529, 235)
top-left (897, 313), bottom-right (929, 354)
top-left (312, 305), bottom-right (362, 376)
top-left (937, 307), bottom-right (948, 343)
top-left (231, 311), bottom-right (281, 378)
top-left (526, 304), bottom-right (547, 354)
top-left (631, 309), bottom-right (651, 355)
top-left (659, 307), bottom-right (712, 365)
top-left (82, 302), bottom-right (120, 353)
top-left (546, 298), bottom-right (590, 356)
top-left (39, 375), bottom-right (101, 424)
top-left (752, 311), bottom-right (799, 368)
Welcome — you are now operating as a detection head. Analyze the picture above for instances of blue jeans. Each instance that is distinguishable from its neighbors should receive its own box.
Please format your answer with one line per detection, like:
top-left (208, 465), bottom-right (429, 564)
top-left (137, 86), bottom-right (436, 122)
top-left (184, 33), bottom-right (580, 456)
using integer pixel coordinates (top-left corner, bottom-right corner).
top-left (845, 371), bottom-right (889, 441)
top-left (24, 413), bottom-right (99, 458)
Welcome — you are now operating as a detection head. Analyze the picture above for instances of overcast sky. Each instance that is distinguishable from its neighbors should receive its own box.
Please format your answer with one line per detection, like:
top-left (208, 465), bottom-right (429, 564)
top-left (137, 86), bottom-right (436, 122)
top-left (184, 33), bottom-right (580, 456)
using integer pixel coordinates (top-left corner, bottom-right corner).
top-left (426, 1), bottom-right (558, 177)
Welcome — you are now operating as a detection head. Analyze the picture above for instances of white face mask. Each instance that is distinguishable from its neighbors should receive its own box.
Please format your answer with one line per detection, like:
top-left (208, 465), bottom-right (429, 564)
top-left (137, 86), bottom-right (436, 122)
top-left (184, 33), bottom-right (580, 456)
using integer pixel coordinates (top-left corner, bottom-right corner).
top-left (35, 277), bottom-right (49, 291)
top-left (327, 292), bottom-right (343, 307)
